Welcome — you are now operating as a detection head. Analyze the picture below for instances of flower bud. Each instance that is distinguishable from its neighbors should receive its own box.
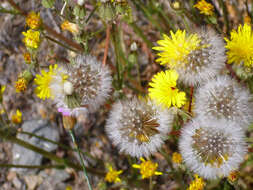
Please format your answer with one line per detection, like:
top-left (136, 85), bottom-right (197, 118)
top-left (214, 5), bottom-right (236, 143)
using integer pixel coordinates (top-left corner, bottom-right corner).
top-left (63, 115), bottom-right (76, 130)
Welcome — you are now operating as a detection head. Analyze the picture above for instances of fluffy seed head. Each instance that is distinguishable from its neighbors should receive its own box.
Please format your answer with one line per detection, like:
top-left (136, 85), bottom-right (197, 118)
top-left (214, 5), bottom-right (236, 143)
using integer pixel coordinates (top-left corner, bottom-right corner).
top-left (195, 76), bottom-right (253, 129)
top-left (179, 118), bottom-right (247, 179)
top-left (106, 98), bottom-right (173, 158)
top-left (176, 29), bottom-right (226, 86)
top-left (69, 55), bottom-right (112, 112)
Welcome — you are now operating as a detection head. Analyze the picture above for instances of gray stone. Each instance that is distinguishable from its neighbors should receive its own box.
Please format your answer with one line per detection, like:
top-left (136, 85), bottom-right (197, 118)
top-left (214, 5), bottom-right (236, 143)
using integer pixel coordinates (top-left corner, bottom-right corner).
top-left (12, 120), bottom-right (60, 174)
top-left (37, 169), bottom-right (70, 190)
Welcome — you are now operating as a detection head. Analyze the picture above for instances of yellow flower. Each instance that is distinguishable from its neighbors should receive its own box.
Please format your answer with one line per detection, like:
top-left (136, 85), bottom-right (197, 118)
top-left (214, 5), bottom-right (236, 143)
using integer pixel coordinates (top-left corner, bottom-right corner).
top-left (132, 157), bottom-right (162, 179)
top-left (34, 65), bottom-right (68, 100)
top-left (225, 24), bottom-right (253, 68)
top-left (0, 85), bottom-right (5, 95)
top-left (153, 30), bottom-right (200, 68)
top-left (65, 186), bottom-right (72, 190)
top-left (22, 29), bottom-right (40, 49)
top-left (244, 15), bottom-right (251, 25)
top-left (61, 20), bottom-right (79, 34)
top-left (172, 152), bottom-right (182, 164)
top-left (34, 65), bottom-right (58, 100)
top-left (228, 171), bottom-right (238, 182)
top-left (148, 70), bottom-right (186, 109)
top-left (0, 109), bottom-right (4, 115)
top-left (15, 78), bottom-right (27, 93)
top-left (11, 109), bottom-right (22, 124)
top-left (105, 166), bottom-right (123, 183)
top-left (187, 174), bottom-right (205, 190)
top-left (23, 52), bottom-right (31, 64)
top-left (194, 0), bottom-right (214, 16)
top-left (0, 85), bottom-right (5, 102)
top-left (26, 11), bottom-right (41, 30)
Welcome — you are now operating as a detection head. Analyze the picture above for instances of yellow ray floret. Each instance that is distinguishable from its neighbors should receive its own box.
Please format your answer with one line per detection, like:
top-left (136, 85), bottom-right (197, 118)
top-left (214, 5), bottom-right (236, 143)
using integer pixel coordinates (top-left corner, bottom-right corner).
top-left (15, 78), bottom-right (27, 93)
top-left (148, 70), bottom-right (186, 109)
top-left (172, 152), bottom-right (182, 164)
top-left (22, 29), bottom-right (40, 49)
top-left (105, 166), bottom-right (123, 183)
top-left (132, 157), bottom-right (162, 179)
top-left (34, 65), bottom-right (58, 100)
top-left (11, 109), bottom-right (22, 124)
top-left (187, 174), bottom-right (205, 190)
top-left (61, 20), bottom-right (79, 34)
top-left (153, 30), bottom-right (200, 68)
top-left (26, 11), bottom-right (42, 30)
top-left (225, 24), bottom-right (253, 68)
top-left (194, 0), bottom-right (214, 16)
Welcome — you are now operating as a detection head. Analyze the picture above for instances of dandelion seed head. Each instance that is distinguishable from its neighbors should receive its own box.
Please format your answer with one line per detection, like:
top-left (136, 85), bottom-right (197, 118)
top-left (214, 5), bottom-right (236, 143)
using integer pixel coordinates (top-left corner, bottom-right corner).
top-left (195, 76), bottom-right (253, 129)
top-left (69, 55), bottom-right (112, 112)
top-left (179, 118), bottom-right (247, 179)
top-left (177, 30), bottom-right (226, 86)
top-left (106, 98), bottom-right (173, 158)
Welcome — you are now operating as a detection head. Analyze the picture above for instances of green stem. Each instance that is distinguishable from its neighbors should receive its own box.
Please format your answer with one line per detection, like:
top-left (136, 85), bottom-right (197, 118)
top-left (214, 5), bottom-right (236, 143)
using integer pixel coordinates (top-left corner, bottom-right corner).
top-left (18, 131), bottom-right (96, 161)
top-left (218, 0), bottom-right (230, 34)
top-left (149, 176), bottom-right (153, 190)
top-left (132, 0), bottom-right (164, 34)
top-left (111, 24), bottom-right (125, 89)
top-left (85, 6), bottom-right (97, 23)
top-left (44, 35), bottom-right (79, 53)
top-left (0, 164), bottom-right (65, 169)
top-left (129, 22), bottom-right (153, 49)
top-left (69, 130), bottom-right (93, 190)
top-left (150, 0), bottom-right (176, 32)
top-left (0, 5), bottom-right (20, 15)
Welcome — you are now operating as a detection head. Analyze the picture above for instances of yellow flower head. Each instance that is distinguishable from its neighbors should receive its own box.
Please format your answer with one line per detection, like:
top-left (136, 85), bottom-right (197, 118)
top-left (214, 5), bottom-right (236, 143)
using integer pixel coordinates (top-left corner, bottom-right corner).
top-left (105, 166), bottom-right (123, 183)
top-left (148, 70), bottom-right (186, 109)
top-left (187, 174), bottom-right (205, 190)
top-left (244, 15), bottom-right (251, 25)
top-left (0, 85), bottom-right (5, 95)
top-left (26, 11), bottom-right (42, 30)
top-left (61, 20), bottom-right (79, 34)
top-left (0, 85), bottom-right (6, 102)
top-left (34, 65), bottom-right (68, 100)
top-left (22, 29), bottom-right (40, 49)
top-left (228, 171), bottom-right (238, 182)
top-left (194, 0), bottom-right (214, 16)
top-left (15, 78), bottom-right (27, 93)
top-left (34, 65), bottom-right (58, 100)
top-left (132, 157), bottom-right (162, 179)
top-left (11, 109), bottom-right (22, 124)
top-left (153, 30), bottom-right (200, 68)
top-left (225, 24), bottom-right (253, 68)
top-left (172, 152), bottom-right (182, 164)
top-left (23, 52), bottom-right (31, 63)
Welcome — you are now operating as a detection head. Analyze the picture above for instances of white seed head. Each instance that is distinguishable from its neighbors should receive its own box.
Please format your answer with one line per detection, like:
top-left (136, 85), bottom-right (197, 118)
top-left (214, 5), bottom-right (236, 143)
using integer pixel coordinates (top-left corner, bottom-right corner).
top-left (179, 118), bottom-right (247, 179)
top-left (69, 55), bottom-right (112, 112)
top-left (195, 76), bottom-right (253, 130)
top-left (177, 29), bottom-right (226, 86)
top-left (105, 98), bottom-right (174, 158)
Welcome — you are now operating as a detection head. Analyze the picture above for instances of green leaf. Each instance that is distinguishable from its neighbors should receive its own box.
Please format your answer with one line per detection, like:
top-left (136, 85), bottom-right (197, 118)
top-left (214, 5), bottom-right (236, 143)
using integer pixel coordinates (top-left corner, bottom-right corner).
top-left (41, 0), bottom-right (55, 8)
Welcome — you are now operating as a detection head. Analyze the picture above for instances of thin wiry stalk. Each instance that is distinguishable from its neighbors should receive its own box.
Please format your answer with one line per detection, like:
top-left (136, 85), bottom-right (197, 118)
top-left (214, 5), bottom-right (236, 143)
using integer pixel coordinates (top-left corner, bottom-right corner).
top-left (69, 130), bottom-right (93, 190)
